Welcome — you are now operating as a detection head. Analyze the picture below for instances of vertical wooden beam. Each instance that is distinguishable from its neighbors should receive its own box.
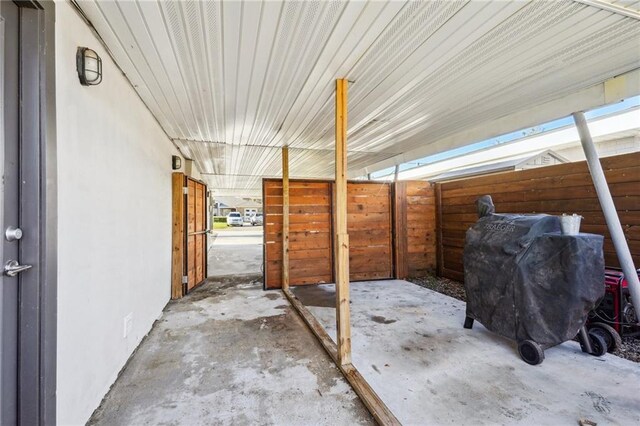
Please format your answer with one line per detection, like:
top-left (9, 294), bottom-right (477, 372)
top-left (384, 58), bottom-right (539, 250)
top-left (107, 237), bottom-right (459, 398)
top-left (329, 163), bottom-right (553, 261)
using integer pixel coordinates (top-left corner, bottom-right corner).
top-left (282, 147), bottom-right (290, 290)
top-left (171, 172), bottom-right (185, 299)
top-left (393, 181), bottom-right (408, 279)
top-left (335, 79), bottom-right (351, 366)
top-left (435, 182), bottom-right (444, 278)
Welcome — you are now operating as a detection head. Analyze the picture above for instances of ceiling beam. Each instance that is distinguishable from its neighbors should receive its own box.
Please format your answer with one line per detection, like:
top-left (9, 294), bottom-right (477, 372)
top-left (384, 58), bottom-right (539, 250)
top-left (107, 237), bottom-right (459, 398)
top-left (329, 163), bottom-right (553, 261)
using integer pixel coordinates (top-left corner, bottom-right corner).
top-left (574, 0), bottom-right (640, 20)
top-left (172, 138), bottom-right (402, 155)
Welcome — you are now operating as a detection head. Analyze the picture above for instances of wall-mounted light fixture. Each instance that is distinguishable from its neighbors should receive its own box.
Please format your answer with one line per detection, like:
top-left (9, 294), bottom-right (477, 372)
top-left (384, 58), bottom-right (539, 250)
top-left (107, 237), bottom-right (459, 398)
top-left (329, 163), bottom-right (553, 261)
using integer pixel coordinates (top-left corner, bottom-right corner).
top-left (76, 47), bottom-right (102, 86)
top-left (172, 155), bottom-right (182, 170)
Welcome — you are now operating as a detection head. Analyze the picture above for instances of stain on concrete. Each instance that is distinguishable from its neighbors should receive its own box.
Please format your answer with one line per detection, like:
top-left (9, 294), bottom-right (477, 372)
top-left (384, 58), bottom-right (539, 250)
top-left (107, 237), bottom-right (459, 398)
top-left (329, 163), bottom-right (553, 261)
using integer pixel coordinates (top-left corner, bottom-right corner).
top-left (371, 315), bottom-right (396, 324)
top-left (291, 285), bottom-right (335, 308)
top-left (584, 391), bottom-right (612, 414)
top-left (88, 277), bottom-right (372, 426)
top-left (264, 292), bottom-right (280, 301)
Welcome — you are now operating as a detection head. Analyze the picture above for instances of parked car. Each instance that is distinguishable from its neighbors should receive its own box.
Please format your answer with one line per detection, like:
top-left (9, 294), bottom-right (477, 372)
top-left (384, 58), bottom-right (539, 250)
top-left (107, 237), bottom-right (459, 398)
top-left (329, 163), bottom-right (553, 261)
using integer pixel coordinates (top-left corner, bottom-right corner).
top-left (226, 212), bottom-right (243, 226)
top-left (250, 213), bottom-right (263, 226)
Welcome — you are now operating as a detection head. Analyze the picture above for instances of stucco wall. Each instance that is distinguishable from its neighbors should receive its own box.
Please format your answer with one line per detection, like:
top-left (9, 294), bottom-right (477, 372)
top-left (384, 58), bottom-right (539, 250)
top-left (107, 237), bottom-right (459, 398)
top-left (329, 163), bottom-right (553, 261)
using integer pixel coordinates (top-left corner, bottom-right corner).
top-left (55, 3), bottom-right (191, 424)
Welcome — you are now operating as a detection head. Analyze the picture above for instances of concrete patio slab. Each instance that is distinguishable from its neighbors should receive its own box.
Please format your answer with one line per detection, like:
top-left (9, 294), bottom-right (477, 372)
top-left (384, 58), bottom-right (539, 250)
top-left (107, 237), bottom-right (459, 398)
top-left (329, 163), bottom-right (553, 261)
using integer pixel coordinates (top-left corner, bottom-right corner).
top-left (88, 275), bottom-right (372, 426)
top-left (293, 280), bottom-right (640, 425)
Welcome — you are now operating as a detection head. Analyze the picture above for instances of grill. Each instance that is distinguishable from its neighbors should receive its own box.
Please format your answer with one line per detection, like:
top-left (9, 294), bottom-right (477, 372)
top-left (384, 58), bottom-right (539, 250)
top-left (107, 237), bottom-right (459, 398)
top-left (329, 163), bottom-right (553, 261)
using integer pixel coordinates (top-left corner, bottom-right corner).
top-left (462, 195), bottom-right (607, 365)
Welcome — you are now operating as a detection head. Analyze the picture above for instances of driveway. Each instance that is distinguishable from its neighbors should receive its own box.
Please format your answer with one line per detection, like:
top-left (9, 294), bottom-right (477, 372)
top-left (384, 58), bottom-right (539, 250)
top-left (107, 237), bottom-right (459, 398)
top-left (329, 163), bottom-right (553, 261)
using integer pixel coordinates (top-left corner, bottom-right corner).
top-left (208, 225), bottom-right (263, 277)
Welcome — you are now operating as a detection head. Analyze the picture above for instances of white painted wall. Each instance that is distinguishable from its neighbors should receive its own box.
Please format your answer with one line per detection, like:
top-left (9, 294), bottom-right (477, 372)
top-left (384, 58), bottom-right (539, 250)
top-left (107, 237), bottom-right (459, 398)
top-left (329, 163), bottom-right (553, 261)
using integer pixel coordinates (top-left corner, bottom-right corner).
top-left (55, 3), bottom-right (195, 424)
top-left (555, 135), bottom-right (640, 161)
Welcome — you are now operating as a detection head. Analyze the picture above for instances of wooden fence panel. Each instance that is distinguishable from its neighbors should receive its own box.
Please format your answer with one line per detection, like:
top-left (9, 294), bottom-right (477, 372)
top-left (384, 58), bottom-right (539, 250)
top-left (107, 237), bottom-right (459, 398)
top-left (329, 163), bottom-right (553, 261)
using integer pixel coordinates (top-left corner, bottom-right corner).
top-left (394, 181), bottom-right (437, 278)
top-left (437, 151), bottom-right (640, 282)
top-left (264, 179), bottom-right (333, 289)
top-left (264, 178), bottom-right (438, 288)
top-left (347, 182), bottom-right (393, 281)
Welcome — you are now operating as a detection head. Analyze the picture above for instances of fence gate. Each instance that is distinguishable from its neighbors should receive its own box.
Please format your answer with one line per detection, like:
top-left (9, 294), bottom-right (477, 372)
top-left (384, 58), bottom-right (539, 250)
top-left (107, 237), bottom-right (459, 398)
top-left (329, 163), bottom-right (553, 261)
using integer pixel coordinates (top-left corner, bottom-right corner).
top-left (172, 173), bottom-right (208, 298)
top-left (346, 182), bottom-right (394, 281)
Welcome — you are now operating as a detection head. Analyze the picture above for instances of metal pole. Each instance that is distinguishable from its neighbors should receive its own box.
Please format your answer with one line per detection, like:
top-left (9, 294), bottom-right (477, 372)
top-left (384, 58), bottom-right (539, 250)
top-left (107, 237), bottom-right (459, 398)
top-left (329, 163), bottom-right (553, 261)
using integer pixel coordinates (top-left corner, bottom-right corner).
top-left (394, 164), bottom-right (400, 182)
top-left (573, 112), bottom-right (640, 324)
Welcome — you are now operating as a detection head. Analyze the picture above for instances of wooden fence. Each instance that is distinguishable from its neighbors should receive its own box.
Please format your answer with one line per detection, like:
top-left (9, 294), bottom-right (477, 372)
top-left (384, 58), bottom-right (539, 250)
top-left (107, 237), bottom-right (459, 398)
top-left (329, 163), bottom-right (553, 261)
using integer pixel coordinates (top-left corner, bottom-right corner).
top-left (263, 179), bottom-right (436, 289)
top-left (264, 180), bottom-right (333, 288)
top-left (435, 151), bottom-right (640, 282)
top-left (394, 181), bottom-right (437, 278)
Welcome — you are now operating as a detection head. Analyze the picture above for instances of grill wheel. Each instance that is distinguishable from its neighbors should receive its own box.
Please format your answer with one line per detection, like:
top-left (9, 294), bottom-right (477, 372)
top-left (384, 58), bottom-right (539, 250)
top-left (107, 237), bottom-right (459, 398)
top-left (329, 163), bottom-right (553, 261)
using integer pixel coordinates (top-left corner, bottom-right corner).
top-left (518, 340), bottom-right (545, 365)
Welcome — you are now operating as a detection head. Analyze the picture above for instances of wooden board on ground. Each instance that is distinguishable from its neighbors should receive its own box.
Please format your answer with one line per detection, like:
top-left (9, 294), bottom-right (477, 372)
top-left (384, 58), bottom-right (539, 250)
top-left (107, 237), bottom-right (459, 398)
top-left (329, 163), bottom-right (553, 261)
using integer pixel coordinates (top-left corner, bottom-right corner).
top-left (283, 288), bottom-right (401, 426)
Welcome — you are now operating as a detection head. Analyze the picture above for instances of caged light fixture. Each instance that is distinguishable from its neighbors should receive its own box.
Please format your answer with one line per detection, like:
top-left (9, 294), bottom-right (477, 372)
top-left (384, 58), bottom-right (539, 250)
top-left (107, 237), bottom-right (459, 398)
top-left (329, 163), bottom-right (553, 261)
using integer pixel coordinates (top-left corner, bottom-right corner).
top-left (76, 47), bottom-right (102, 86)
top-left (172, 155), bottom-right (182, 170)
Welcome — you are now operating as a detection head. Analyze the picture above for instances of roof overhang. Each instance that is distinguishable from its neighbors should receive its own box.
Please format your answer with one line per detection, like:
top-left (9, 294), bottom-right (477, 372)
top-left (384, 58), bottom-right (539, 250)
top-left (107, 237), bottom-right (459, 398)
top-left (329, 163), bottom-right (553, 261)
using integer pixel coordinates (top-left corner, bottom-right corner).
top-left (74, 0), bottom-right (640, 196)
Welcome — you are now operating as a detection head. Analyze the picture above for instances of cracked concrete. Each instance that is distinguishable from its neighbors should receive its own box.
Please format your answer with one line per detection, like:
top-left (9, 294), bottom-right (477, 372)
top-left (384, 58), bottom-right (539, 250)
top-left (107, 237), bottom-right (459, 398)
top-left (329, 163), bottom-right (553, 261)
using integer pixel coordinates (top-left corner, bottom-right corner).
top-left (88, 275), bottom-right (372, 426)
top-left (293, 280), bottom-right (640, 425)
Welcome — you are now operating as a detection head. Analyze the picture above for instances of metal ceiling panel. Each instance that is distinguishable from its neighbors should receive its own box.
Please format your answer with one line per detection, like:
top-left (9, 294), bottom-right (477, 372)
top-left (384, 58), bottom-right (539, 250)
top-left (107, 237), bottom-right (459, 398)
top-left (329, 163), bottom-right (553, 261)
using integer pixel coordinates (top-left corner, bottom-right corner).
top-left (77, 0), bottom-right (640, 195)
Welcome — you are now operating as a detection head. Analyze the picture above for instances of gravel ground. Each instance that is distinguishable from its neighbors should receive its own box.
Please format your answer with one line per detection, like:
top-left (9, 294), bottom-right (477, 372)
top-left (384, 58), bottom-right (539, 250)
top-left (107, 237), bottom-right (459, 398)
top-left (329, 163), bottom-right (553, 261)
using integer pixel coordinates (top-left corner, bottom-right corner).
top-left (407, 274), bottom-right (466, 302)
top-left (406, 274), bottom-right (639, 363)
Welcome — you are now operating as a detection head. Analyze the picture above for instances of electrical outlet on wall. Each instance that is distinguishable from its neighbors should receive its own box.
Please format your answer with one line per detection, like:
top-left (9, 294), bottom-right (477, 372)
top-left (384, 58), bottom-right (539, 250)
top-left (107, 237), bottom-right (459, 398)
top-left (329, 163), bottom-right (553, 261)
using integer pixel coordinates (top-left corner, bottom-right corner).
top-left (123, 313), bottom-right (133, 338)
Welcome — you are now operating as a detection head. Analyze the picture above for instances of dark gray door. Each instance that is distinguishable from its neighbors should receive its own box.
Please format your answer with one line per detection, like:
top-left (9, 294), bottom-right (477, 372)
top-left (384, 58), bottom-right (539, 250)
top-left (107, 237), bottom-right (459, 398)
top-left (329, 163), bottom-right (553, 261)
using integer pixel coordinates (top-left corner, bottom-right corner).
top-left (1, 1), bottom-right (21, 424)
top-left (1, 1), bottom-right (54, 424)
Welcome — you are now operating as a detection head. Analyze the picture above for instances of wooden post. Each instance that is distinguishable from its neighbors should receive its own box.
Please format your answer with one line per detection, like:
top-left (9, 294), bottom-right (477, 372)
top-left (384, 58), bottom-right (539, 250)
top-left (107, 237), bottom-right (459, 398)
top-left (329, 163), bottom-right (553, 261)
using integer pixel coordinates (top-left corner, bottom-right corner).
top-left (393, 181), bottom-right (408, 279)
top-left (435, 182), bottom-right (444, 277)
top-left (282, 146), bottom-right (290, 290)
top-left (171, 172), bottom-right (185, 299)
top-left (335, 79), bottom-right (351, 366)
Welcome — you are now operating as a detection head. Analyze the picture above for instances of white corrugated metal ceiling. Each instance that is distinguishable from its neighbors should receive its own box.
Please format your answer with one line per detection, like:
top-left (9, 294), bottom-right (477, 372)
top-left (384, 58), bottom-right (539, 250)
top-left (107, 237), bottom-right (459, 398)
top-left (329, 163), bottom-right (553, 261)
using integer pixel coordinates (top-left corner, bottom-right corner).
top-left (77, 0), bottom-right (640, 196)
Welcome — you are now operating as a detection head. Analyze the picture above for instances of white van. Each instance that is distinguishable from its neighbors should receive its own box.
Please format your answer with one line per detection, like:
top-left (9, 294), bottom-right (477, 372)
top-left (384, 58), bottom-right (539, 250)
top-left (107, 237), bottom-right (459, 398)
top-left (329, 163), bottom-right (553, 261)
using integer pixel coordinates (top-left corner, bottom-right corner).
top-left (244, 208), bottom-right (257, 222)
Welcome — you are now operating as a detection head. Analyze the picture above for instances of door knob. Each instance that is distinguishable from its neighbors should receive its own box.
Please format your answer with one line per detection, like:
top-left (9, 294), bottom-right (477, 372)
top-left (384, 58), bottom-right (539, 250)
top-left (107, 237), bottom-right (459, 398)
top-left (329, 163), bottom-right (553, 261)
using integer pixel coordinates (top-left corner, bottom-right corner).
top-left (5, 226), bottom-right (23, 242)
top-left (4, 260), bottom-right (33, 277)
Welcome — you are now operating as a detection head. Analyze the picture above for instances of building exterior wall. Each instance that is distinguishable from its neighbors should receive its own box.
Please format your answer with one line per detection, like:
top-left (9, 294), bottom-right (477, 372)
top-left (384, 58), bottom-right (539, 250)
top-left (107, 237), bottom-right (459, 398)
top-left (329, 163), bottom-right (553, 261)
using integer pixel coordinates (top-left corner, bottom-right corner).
top-left (554, 136), bottom-right (640, 162)
top-left (55, 3), bottom-right (190, 424)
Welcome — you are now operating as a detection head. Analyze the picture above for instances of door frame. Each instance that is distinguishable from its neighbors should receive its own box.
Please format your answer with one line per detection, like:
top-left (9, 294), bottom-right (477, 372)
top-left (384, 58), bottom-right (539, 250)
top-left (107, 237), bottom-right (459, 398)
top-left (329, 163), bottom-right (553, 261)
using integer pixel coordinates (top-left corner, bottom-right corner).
top-left (5, 1), bottom-right (57, 424)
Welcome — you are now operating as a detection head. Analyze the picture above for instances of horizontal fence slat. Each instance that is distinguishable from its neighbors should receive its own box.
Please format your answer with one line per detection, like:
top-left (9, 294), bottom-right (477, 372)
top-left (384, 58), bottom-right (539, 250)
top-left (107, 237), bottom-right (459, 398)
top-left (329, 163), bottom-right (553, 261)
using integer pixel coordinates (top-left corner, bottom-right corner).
top-left (437, 152), bottom-right (640, 281)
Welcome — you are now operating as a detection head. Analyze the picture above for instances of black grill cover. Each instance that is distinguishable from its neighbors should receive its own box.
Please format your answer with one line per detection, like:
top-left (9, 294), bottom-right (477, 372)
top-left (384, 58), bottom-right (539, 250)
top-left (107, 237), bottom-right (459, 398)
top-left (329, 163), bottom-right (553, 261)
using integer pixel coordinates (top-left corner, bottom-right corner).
top-left (464, 213), bottom-right (605, 346)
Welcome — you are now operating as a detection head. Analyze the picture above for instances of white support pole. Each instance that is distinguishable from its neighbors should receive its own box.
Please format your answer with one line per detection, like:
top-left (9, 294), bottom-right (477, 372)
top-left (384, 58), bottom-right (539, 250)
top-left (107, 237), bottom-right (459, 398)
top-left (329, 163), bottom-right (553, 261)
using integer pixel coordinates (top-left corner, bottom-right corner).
top-left (573, 112), bottom-right (640, 324)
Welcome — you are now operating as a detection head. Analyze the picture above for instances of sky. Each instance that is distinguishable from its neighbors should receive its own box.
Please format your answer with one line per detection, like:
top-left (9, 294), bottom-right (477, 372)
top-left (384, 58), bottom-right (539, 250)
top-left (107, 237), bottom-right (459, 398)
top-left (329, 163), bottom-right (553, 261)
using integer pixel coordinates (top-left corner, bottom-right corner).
top-left (371, 95), bottom-right (640, 179)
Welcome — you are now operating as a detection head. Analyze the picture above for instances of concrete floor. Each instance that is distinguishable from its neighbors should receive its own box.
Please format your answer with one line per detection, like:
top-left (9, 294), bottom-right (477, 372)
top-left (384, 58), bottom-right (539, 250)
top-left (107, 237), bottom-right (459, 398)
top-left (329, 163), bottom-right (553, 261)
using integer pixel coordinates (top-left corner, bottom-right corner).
top-left (208, 225), bottom-right (263, 276)
top-left (89, 275), bottom-right (372, 426)
top-left (293, 280), bottom-right (640, 425)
